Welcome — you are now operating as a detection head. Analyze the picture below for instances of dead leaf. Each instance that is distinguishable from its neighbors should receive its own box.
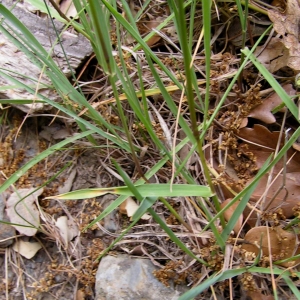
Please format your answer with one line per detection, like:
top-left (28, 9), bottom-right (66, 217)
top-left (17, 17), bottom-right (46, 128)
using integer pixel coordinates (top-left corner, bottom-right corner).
top-left (242, 226), bottom-right (300, 267)
top-left (246, 291), bottom-right (275, 300)
top-left (228, 17), bottom-right (267, 47)
top-left (138, 19), bottom-right (161, 47)
top-left (55, 216), bottom-right (79, 248)
top-left (220, 198), bottom-right (243, 234)
top-left (6, 188), bottom-right (43, 236)
top-left (119, 197), bottom-right (151, 220)
top-left (255, 37), bottom-right (289, 73)
top-left (245, 172), bottom-right (300, 221)
top-left (246, 84), bottom-right (293, 124)
top-left (268, 0), bottom-right (300, 71)
top-left (60, 0), bottom-right (77, 19)
top-left (238, 125), bottom-right (300, 173)
top-left (13, 240), bottom-right (42, 259)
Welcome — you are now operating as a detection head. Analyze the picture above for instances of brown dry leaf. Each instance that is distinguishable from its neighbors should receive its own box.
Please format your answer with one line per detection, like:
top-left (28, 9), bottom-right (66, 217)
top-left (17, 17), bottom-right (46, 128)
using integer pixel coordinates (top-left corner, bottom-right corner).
top-left (246, 84), bottom-right (293, 124)
top-left (13, 240), bottom-right (42, 259)
top-left (242, 226), bottom-right (300, 267)
top-left (138, 19), bottom-right (162, 47)
top-left (255, 37), bottom-right (289, 73)
top-left (220, 198), bottom-right (243, 234)
top-left (238, 124), bottom-right (284, 149)
top-left (246, 291), bottom-right (274, 300)
top-left (6, 188), bottom-right (43, 236)
top-left (244, 172), bottom-right (300, 224)
top-left (119, 197), bottom-right (151, 220)
top-left (268, 0), bottom-right (300, 71)
top-left (238, 125), bottom-right (300, 174)
top-left (228, 17), bottom-right (268, 47)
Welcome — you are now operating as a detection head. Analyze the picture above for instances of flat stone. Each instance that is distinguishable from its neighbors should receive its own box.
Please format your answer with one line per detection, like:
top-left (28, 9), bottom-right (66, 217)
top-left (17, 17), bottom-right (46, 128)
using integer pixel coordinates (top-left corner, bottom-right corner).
top-left (95, 255), bottom-right (188, 300)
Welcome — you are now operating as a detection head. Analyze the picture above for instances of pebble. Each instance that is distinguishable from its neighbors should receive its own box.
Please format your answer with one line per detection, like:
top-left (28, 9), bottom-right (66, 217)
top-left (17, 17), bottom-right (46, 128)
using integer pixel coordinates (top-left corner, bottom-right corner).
top-left (95, 254), bottom-right (188, 300)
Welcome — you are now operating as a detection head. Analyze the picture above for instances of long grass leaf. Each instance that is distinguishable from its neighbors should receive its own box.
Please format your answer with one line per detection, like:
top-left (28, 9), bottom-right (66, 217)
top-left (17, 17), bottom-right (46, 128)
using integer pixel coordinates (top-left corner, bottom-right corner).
top-left (46, 184), bottom-right (212, 200)
top-left (179, 267), bottom-right (248, 300)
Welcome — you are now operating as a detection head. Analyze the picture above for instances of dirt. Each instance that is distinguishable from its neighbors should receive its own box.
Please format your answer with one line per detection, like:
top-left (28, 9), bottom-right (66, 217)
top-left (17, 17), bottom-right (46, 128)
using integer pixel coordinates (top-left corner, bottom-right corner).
top-left (1, 1), bottom-right (300, 299)
top-left (0, 110), bottom-right (110, 299)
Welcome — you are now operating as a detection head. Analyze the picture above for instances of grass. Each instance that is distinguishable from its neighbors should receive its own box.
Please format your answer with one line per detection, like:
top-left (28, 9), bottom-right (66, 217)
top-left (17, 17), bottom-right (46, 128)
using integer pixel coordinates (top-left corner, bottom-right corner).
top-left (0, 0), bottom-right (300, 299)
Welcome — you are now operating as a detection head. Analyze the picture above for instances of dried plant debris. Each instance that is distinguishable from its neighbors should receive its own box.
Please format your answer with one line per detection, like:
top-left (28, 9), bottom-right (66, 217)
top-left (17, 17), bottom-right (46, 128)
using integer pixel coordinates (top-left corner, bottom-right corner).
top-left (255, 37), bottom-right (290, 73)
top-left (268, 0), bottom-right (300, 71)
top-left (55, 215), bottom-right (79, 248)
top-left (6, 188), bottom-right (43, 236)
top-left (246, 84), bottom-right (293, 124)
top-left (2, 1), bottom-right (300, 299)
top-left (13, 239), bottom-right (42, 259)
top-left (242, 226), bottom-right (300, 267)
top-left (119, 197), bottom-right (151, 220)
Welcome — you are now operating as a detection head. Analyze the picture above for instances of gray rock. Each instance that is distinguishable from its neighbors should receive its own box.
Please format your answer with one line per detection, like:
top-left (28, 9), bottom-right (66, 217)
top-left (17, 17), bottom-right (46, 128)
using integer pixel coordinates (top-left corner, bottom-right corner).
top-left (95, 255), bottom-right (188, 300)
top-left (0, 193), bottom-right (16, 247)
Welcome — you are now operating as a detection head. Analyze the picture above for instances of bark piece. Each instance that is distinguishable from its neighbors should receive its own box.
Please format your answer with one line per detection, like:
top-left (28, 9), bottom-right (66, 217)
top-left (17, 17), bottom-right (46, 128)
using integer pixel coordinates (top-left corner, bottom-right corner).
top-left (0, 0), bottom-right (93, 112)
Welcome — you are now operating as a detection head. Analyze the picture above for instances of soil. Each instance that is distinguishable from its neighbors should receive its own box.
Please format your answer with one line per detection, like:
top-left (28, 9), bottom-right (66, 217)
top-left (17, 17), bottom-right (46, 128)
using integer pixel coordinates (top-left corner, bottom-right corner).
top-left (0, 110), bottom-right (110, 299)
top-left (1, 1), bottom-right (300, 299)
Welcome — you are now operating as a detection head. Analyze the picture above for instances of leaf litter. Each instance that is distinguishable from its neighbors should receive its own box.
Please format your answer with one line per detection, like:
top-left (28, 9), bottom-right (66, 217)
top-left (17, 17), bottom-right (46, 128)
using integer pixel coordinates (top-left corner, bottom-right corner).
top-left (6, 188), bottom-right (43, 236)
top-left (2, 0), bottom-right (300, 299)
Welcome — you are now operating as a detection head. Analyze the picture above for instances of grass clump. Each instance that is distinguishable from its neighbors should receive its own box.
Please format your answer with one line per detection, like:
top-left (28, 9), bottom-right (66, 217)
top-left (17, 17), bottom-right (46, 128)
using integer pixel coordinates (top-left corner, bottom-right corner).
top-left (1, 0), bottom-right (300, 299)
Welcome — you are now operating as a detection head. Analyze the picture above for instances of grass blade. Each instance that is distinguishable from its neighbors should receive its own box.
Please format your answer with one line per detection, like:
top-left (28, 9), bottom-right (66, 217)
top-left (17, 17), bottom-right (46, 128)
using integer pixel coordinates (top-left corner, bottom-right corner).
top-left (46, 184), bottom-right (212, 200)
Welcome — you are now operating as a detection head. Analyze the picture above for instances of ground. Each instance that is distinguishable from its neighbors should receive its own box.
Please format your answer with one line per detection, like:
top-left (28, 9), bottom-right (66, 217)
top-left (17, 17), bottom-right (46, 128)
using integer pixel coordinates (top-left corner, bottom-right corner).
top-left (1, 0), bottom-right (300, 299)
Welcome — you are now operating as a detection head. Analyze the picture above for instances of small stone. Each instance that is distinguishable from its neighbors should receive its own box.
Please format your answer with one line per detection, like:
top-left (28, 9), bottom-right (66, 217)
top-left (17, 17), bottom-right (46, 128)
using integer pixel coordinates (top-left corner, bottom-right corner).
top-left (95, 255), bottom-right (188, 300)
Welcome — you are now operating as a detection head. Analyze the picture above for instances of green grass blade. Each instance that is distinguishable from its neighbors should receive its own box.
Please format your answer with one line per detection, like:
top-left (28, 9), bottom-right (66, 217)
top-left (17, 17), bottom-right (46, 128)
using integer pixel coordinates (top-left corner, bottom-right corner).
top-left (201, 0), bottom-right (212, 127)
top-left (46, 184), bottom-right (212, 200)
top-left (179, 267), bottom-right (248, 300)
top-left (132, 197), bottom-right (157, 222)
top-left (87, 0), bottom-right (114, 75)
top-left (282, 274), bottom-right (300, 298)
top-left (0, 99), bottom-right (44, 104)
